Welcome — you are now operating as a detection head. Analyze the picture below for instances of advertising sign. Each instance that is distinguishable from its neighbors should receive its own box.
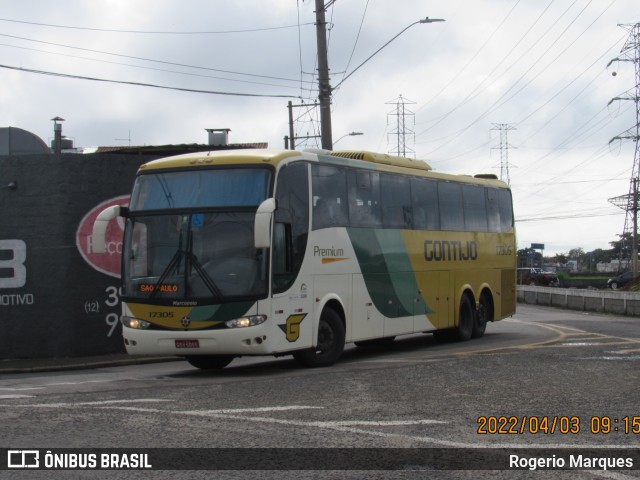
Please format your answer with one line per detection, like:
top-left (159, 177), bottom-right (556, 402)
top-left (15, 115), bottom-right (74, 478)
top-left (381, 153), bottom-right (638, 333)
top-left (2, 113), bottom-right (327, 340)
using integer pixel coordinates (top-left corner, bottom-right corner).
top-left (75, 195), bottom-right (130, 278)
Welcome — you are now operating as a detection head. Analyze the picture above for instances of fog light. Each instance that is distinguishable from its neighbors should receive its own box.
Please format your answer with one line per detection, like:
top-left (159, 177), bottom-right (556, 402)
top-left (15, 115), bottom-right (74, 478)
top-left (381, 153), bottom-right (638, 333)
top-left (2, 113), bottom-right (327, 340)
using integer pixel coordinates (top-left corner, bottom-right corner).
top-left (225, 315), bottom-right (267, 328)
top-left (121, 316), bottom-right (151, 329)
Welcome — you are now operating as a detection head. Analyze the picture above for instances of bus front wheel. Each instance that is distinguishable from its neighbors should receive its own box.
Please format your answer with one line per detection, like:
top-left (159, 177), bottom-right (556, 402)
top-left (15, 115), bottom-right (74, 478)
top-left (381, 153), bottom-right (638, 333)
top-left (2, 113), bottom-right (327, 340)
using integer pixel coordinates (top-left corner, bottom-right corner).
top-left (185, 355), bottom-right (234, 370)
top-left (293, 308), bottom-right (345, 368)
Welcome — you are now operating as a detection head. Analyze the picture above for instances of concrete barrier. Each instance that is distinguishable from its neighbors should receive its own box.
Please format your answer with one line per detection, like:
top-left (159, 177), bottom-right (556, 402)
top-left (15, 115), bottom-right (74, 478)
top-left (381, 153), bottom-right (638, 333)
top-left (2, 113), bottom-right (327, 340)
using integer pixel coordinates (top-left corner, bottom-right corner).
top-left (517, 285), bottom-right (640, 316)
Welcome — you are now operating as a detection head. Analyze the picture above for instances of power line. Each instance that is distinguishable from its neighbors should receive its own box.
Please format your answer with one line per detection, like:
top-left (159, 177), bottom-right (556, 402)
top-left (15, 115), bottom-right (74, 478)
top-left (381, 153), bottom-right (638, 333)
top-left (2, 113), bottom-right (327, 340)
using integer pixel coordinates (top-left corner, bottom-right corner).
top-left (0, 17), bottom-right (314, 35)
top-left (0, 42), bottom-right (314, 91)
top-left (516, 211), bottom-right (622, 222)
top-left (334, 0), bottom-right (370, 97)
top-left (0, 33), bottom-right (309, 84)
top-left (0, 64), bottom-right (299, 98)
top-left (419, 0), bottom-right (616, 156)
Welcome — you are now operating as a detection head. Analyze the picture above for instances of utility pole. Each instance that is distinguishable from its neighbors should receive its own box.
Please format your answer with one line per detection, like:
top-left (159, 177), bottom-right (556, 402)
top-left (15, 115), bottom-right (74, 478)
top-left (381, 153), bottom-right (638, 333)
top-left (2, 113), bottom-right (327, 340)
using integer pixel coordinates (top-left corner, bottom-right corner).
top-left (607, 23), bottom-right (640, 275)
top-left (287, 101), bottom-right (296, 150)
top-left (285, 100), bottom-right (321, 150)
top-left (491, 123), bottom-right (517, 185)
top-left (386, 95), bottom-right (415, 158)
top-left (315, 0), bottom-right (333, 150)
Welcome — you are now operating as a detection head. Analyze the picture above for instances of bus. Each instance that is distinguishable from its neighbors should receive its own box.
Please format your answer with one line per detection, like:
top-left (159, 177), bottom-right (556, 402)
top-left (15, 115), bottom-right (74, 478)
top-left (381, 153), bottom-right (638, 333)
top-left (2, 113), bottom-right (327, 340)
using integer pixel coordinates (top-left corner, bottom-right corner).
top-left (93, 148), bottom-right (516, 369)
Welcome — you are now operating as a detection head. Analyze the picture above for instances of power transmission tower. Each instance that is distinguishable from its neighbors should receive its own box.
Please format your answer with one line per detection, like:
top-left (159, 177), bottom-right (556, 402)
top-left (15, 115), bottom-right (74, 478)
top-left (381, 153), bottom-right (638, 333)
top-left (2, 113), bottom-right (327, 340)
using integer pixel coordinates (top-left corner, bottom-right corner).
top-left (491, 123), bottom-right (517, 184)
top-left (607, 23), bottom-right (640, 275)
top-left (386, 95), bottom-right (416, 158)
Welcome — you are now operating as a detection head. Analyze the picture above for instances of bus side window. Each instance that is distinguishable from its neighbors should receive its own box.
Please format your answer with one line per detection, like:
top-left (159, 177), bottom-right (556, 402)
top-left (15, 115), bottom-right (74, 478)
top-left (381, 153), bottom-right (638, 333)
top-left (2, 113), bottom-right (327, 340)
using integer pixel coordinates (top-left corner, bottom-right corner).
top-left (498, 189), bottom-right (514, 232)
top-left (486, 188), bottom-right (501, 232)
top-left (380, 172), bottom-right (412, 229)
top-left (311, 164), bottom-right (348, 229)
top-left (411, 177), bottom-right (440, 230)
top-left (348, 170), bottom-right (381, 228)
top-left (462, 184), bottom-right (488, 232)
top-left (438, 181), bottom-right (464, 231)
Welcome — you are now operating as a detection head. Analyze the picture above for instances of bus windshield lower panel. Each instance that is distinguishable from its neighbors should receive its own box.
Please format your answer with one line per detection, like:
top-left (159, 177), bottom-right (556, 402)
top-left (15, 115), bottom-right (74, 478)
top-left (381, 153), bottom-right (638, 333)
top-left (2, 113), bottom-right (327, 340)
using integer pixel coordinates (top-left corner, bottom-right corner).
top-left (123, 212), bottom-right (268, 303)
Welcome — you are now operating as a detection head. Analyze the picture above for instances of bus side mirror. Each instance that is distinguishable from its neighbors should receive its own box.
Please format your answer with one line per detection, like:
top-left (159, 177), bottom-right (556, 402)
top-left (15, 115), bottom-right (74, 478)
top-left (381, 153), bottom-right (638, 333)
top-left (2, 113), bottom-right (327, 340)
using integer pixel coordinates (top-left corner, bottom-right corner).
top-left (254, 198), bottom-right (276, 249)
top-left (92, 205), bottom-right (126, 253)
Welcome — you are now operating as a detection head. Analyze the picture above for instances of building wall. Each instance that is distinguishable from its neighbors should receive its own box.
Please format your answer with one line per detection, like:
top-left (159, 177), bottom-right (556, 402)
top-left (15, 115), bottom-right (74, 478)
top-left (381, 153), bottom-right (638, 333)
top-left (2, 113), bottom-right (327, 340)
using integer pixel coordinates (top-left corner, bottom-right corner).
top-left (0, 153), bottom-right (158, 359)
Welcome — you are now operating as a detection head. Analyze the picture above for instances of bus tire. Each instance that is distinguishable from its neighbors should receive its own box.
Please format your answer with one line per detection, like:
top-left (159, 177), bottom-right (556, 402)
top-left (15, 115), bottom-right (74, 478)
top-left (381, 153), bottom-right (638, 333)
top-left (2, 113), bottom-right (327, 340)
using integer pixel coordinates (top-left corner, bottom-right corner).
top-left (453, 294), bottom-right (474, 342)
top-left (185, 355), bottom-right (234, 370)
top-left (473, 292), bottom-right (492, 338)
top-left (293, 308), bottom-right (345, 368)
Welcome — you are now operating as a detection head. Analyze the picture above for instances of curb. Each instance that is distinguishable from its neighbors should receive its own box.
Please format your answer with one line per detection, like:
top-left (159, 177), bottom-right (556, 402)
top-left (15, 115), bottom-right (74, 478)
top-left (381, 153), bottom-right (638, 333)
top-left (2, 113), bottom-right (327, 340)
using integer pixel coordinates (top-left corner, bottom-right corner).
top-left (0, 356), bottom-right (180, 374)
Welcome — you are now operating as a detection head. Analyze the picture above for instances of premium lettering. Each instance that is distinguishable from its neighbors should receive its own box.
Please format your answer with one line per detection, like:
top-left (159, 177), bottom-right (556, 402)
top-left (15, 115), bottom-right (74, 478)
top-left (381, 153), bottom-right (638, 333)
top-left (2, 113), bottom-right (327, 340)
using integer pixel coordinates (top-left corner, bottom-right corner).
top-left (424, 240), bottom-right (478, 261)
top-left (314, 246), bottom-right (345, 257)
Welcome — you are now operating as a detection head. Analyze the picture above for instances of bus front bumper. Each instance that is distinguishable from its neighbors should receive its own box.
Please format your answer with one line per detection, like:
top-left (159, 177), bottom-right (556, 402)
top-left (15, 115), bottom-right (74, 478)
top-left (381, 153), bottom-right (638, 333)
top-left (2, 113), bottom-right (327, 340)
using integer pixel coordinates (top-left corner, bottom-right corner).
top-left (122, 324), bottom-right (277, 356)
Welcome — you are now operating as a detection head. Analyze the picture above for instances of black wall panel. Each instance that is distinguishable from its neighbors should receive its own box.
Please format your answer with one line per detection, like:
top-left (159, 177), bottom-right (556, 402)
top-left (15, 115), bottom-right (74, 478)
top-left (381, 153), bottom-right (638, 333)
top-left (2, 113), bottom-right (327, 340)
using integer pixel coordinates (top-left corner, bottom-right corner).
top-left (0, 154), bottom-right (159, 359)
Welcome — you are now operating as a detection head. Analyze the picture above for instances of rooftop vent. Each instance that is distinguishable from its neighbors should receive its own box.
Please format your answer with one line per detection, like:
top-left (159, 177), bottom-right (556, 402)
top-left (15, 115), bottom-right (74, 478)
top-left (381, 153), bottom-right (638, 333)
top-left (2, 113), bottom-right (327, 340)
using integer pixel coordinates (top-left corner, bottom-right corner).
top-left (206, 128), bottom-right (231, 146)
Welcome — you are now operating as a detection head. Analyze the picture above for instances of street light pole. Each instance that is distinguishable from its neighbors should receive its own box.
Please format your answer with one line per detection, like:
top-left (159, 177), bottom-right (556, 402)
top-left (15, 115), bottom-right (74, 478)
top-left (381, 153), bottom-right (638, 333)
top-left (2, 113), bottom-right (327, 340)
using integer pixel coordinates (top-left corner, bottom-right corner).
top-left (333, 17), bottom-right (445, 91)
top-left (314, 9), bottom-right (444, 151)
top-left (333, 131), bottom-right (364, 146)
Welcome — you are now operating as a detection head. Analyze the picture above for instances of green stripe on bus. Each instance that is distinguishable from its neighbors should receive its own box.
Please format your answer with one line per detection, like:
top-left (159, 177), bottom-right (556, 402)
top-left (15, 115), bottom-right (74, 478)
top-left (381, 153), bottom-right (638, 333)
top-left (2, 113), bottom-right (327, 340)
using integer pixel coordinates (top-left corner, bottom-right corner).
top-left (347, 228), bottom-right (414, 318)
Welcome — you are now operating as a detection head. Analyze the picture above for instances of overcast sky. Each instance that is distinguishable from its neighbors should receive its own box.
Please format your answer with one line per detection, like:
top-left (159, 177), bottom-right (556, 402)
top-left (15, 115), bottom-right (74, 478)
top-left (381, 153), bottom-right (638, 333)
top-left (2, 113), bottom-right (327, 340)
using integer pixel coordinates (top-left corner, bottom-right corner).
top-left (1, 0), bottom-right (639, 256)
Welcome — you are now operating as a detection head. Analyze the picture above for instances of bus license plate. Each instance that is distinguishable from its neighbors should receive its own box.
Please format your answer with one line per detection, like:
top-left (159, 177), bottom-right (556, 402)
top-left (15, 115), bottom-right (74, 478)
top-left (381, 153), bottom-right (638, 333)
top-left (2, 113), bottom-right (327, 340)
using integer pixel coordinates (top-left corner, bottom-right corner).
top-left (175, 339), bottom-right (199, 349)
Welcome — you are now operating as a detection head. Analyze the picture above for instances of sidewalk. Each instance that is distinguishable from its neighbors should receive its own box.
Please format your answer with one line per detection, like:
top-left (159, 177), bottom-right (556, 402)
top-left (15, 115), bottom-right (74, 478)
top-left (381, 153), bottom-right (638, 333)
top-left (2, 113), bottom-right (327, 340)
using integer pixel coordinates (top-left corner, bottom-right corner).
top-left (0, 354), bottom-right (179, 374)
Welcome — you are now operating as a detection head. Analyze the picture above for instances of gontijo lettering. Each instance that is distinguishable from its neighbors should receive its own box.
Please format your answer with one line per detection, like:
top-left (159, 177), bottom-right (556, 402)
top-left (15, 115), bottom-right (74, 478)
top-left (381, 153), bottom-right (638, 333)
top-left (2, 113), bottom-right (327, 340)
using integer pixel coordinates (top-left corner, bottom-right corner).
top-left (424, 240), bottom-right (478, 261)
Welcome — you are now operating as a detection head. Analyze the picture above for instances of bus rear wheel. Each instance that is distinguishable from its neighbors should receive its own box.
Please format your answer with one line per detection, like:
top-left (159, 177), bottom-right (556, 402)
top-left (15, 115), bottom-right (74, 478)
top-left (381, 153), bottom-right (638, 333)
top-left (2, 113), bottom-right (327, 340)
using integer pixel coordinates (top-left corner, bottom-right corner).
top-left (473, 292), bottom-right (492, 338)
top-left (185, 355), bottom-right (234, 370)
top-left (453, 294), bottom-right (474, 342)
top-left (293, 308), bottom-right (345, 368)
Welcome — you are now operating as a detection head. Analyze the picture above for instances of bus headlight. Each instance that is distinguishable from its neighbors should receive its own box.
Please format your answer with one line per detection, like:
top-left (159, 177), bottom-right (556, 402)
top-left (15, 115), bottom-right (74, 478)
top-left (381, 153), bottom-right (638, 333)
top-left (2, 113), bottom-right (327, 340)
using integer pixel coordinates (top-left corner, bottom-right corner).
top-left (225, 315), bottom-right (267, 329)
top-left (121, 316), bottom-right (151, 329)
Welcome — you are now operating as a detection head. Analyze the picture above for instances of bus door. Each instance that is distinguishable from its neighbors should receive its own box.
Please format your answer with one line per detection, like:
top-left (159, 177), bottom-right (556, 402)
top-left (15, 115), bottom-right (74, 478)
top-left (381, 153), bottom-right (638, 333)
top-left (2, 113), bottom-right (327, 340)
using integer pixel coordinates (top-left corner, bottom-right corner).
top-left (270, 162), bottom-right (313, 350)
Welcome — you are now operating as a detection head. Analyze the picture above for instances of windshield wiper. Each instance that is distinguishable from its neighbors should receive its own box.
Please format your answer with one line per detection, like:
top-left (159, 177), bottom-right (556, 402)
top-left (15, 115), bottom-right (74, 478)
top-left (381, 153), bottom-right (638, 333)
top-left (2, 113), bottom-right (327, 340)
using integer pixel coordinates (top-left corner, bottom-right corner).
top-left (150, 249), bottom-right (183, 300)
top-left (149, 215), bottom-right (223, 300)
top-left (186, 252), bottom-right (223, 299)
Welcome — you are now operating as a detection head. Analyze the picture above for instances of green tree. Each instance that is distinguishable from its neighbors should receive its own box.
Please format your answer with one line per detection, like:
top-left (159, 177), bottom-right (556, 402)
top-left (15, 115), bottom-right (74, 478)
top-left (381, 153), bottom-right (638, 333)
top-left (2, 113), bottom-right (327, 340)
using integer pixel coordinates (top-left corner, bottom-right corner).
top-left (551, 253), bottom-right (568, 264)
top-left (517, 248), bottom-right (542, 268)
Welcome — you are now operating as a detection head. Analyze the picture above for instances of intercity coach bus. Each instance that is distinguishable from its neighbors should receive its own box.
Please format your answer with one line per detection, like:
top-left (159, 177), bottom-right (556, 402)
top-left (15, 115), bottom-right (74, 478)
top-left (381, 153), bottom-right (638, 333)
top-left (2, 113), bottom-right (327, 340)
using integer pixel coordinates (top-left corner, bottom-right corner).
top-left (93, 149), bottom-right (516, 369)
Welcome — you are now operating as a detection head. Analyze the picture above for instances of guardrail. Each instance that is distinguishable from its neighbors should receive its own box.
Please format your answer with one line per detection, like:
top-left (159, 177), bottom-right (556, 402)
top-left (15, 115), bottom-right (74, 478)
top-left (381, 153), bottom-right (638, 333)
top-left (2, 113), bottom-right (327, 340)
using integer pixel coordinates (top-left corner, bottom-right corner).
top-left (517, 285), bottom-right (640, 317)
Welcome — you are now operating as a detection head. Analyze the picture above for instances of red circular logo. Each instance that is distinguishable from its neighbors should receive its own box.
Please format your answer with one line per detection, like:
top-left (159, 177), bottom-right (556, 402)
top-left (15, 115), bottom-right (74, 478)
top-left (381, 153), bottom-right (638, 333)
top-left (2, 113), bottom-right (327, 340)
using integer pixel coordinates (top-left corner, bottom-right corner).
top-left (75, 195), bottom-right (130, 278)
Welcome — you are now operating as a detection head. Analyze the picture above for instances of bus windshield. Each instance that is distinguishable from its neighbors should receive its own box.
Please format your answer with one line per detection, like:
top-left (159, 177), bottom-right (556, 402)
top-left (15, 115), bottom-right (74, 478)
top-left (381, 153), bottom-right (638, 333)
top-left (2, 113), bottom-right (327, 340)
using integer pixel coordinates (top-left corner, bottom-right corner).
top-left (122, 168), bottom-right (272, 303)
top-left (130, 168), bottom-right (271, 211)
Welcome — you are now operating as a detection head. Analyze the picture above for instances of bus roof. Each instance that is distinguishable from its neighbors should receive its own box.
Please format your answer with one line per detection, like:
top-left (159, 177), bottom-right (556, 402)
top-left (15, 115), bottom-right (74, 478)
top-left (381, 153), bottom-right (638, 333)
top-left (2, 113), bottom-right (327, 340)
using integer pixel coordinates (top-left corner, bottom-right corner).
top-left (137, 149), bottom-right (432, 172)
top-left (138, 149), bottom-right (300, 171)
top-left (137, 148), bottom-right (508, 188)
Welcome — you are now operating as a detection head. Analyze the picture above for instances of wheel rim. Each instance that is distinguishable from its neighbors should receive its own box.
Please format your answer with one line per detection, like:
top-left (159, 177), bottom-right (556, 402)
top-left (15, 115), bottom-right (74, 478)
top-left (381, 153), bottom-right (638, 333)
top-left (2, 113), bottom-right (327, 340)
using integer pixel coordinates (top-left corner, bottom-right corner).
top-left (316, 320), bottom-right (335, 354)
top-left (478, 302), bottom-right (486, 324)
